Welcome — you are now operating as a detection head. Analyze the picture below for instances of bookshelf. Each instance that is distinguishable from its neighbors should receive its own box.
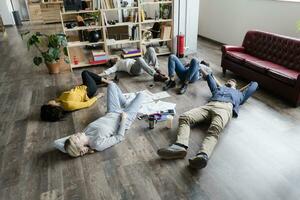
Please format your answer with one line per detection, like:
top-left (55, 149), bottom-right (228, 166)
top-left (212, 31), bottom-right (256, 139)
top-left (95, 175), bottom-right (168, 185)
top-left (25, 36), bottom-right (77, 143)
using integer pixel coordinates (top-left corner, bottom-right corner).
top-left (60, 0), bottom-right (173, 70)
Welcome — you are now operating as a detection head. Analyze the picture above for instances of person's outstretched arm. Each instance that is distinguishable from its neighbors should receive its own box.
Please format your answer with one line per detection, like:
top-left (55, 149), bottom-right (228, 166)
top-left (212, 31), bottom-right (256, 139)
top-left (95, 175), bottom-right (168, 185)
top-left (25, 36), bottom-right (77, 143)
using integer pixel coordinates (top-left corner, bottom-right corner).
top-left (200, 67), bottom-right (219, 94)
top-left (91, 112), bottom-right (127, 152)
top-left (99, 63), bottom-right (119, 76)
top-left (92, 134), bottom-right (124, 152)
top-left (240, 81), bottom-right (259, 104)
top-left (61, 93), bottom-right (103, 111)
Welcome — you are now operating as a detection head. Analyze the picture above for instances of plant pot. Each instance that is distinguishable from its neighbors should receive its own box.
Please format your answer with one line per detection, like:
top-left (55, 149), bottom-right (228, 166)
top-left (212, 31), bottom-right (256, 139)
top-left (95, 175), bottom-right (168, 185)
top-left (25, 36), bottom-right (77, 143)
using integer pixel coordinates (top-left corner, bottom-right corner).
top-left (46, 62), bottom-right (60, 74)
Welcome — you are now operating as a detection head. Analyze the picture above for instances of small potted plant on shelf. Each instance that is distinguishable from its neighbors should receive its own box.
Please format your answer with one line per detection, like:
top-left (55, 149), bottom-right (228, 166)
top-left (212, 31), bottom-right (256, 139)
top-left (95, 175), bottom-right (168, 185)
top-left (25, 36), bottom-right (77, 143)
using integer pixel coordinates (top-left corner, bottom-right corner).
top-left (22, 32), bottom-right (69, 74)
top-left (88, 12), bottom-right (100, 26)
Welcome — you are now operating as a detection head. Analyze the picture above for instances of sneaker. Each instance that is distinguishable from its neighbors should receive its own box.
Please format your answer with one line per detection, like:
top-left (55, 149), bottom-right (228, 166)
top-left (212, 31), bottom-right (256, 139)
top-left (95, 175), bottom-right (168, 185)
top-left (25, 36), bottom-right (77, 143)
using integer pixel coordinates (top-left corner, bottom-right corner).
top-left (178, 83), bottom-right (188, 94)
top-left (154, 73), bottom-right (168, 82)
top-left (157, 144), bottom-right (187, 159)
top-left (200, 60), bottom-right (210, 67)
top-left (163, 80), bottom-right (176, 91)
top-left (155, 68), bottom-right (162, 74)
top-left (188, 153), bottom-right (208, 169)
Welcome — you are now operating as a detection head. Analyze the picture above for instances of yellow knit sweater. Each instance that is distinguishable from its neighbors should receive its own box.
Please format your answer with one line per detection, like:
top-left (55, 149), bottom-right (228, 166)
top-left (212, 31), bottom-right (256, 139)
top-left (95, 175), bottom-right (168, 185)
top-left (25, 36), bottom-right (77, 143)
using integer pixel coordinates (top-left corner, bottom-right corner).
top-left (56, 85), bottom-right (97, 111)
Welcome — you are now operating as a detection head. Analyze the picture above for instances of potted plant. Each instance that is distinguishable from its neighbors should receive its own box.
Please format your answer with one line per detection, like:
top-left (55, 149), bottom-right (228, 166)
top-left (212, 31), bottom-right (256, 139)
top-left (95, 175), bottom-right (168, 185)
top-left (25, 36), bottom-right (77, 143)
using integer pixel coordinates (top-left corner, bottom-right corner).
top-left (22, 32), bottom-right (69, 74)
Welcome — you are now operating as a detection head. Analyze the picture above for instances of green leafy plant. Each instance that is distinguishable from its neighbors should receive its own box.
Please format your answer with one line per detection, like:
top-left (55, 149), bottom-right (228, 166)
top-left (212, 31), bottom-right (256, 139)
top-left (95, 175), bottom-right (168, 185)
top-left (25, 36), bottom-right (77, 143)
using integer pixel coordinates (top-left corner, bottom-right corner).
top-left (22, 32), bottom-right (69, 66)
top-left (88, 12), bottom-right (100, 22)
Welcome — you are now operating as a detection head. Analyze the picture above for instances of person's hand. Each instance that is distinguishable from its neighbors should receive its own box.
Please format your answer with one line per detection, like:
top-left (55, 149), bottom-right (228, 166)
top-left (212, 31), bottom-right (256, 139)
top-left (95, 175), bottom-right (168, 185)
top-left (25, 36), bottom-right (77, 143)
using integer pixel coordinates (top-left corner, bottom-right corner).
top-left (98, 72), bottom-right (106, 77)
top-left (80, 146), bottom-right (89, 156)
top-left (200, 67), bottom-right (207, 76)
top-left (121, 112), bottom-right (127, 120)
top-left (95, 93), bottom-right (104, 99)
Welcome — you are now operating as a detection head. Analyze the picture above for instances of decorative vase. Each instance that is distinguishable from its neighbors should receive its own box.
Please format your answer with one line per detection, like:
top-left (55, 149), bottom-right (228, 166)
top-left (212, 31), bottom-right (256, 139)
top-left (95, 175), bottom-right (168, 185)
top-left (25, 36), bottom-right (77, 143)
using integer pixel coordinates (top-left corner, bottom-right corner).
top-left (46, 62), bottom-right (60, 74)
top-left (88, 31), bottom-right (100, 43)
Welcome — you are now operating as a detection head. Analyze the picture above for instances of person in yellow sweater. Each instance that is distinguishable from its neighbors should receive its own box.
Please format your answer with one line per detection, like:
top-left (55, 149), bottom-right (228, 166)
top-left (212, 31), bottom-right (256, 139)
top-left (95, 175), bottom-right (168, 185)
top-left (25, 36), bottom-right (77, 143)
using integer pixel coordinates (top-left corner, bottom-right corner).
top-left (41, 70), bottom-right (110, 122)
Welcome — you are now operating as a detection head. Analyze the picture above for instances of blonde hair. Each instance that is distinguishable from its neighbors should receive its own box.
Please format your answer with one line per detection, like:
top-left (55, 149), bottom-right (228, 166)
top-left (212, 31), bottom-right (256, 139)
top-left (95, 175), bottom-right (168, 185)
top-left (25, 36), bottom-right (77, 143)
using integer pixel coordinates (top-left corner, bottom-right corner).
top-left (64, 137), bottom-right (81, 157)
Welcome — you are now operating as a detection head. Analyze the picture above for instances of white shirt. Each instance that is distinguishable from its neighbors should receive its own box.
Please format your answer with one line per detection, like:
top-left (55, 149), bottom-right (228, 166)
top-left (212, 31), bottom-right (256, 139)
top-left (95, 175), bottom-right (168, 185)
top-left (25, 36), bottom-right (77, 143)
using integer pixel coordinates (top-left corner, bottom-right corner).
top-left (103, 59), bottom-right (136, 75)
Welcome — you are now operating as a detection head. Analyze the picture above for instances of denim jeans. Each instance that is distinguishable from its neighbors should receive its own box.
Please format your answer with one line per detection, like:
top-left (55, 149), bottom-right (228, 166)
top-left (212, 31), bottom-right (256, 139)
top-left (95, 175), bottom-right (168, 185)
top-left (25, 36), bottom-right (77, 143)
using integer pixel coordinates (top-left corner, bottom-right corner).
top-left (168, 54), bottom-right (200, 83)
top-left (107, 82), bottom-right (144, 128)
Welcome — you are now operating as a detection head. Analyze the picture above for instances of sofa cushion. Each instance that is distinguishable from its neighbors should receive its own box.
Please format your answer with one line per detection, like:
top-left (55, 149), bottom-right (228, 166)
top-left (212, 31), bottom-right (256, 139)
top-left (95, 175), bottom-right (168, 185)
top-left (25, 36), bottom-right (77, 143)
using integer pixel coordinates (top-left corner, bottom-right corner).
top-left (245, 60), bottom-right (268, 73)
top-left (226, 51), bottom-right (260, 65)
top-left (246, 60), bottom-right (299, 86)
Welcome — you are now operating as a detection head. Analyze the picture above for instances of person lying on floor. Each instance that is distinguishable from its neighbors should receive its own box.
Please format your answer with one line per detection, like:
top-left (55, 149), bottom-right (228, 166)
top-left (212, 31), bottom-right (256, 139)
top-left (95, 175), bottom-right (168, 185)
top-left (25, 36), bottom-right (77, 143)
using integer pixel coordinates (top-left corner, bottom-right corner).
top-left (99, 47), bottom-right (168, 82)
top-left (41, 70), bottom-right (110, 122)
top-left (163, 54), bottom-right (211, 94)
top-left (157, 66), bottom-right (258, 169)
top-left (53, 82), bottom-right (145, 157)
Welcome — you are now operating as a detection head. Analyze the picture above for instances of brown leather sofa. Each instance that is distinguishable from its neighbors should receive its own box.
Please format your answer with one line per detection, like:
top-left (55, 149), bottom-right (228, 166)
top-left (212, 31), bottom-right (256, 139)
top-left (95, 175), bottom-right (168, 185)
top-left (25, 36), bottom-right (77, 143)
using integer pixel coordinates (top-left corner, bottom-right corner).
top-left (221, 30), bottom-right (300, 106)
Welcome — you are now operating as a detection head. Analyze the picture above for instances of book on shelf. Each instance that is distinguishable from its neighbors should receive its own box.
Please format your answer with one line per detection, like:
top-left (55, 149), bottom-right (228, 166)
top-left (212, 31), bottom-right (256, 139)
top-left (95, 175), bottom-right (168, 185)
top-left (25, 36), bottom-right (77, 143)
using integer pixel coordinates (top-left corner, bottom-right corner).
top-left (103, 12), bottom-right (108, 25)
top-left (90, 50), bottom-right (108, 63)
top-left (160, 25), bottom-right (171, 40)
top-left (94, 55), bottom-right (109, 61)
top-left (100, 0), bottom-right (120, 9)
top-left (122, 48), bottom-right (141, 54)
top-left (89, 60), bottom-right (108, 65)
top-left (122, 47), bottom-right (141, 58)
top-left (122, 52), bottom-right (142, 58)
top-left (130, 25), bottom-right (139, 40)
top-left (140, 9), bottom-right (145, 22)
top-left (92, 50), bottom-right (106, 57)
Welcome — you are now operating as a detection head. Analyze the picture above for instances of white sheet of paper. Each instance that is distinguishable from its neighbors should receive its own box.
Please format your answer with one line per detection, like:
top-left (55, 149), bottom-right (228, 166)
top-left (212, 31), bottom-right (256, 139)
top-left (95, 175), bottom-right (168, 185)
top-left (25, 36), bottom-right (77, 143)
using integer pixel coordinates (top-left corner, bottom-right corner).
top-left (152, 91), bottom-right (170, 100)
top-left (138, 100), bottom-right (176, 115)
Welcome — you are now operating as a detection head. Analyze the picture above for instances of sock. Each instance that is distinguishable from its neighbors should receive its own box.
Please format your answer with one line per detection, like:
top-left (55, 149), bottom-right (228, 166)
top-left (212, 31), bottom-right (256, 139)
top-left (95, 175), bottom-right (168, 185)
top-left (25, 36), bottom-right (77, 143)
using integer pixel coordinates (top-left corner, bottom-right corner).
top-left (174, 143), bottom-right (188, 150)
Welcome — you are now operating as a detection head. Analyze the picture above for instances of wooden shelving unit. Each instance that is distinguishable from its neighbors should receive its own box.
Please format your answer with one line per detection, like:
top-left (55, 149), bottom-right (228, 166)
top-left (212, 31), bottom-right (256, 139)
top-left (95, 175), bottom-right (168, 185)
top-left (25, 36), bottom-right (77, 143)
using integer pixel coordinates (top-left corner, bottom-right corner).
top-left (60, 0), bottom-right (173, 70)
top-left (61, 10), bottom-right (107, 70)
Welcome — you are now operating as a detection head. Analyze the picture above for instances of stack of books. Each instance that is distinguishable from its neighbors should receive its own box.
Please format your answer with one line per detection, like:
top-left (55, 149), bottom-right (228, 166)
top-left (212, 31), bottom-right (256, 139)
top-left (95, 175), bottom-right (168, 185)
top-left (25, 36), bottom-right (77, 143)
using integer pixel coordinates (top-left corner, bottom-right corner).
top-left (89, 50), bottom-right (108, 65)
top-left (122, 48), bottom-right (142, 58)
top-left (155, 46), bottom-right (170, 54)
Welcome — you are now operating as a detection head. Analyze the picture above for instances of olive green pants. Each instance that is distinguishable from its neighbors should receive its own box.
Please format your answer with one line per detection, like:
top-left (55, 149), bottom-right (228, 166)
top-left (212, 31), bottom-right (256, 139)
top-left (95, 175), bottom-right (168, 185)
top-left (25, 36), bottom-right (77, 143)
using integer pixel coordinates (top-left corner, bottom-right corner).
top-left (176, 101), bottom-right (233, 158)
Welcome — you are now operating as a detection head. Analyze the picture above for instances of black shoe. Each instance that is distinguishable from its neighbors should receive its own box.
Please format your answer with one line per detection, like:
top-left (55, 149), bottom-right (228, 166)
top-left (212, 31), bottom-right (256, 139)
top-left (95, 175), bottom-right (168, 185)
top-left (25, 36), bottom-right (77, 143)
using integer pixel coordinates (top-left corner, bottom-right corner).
top-left (163, 80), bottom-right (176, 91)
top-left (154, 73), bottom-right (168, 82)
top-left (188, 153), bottom-right (208, 169)
top-left (200, 60), bottom-right (210, 67)
top-left (178, 83), bottom-right (188, 94)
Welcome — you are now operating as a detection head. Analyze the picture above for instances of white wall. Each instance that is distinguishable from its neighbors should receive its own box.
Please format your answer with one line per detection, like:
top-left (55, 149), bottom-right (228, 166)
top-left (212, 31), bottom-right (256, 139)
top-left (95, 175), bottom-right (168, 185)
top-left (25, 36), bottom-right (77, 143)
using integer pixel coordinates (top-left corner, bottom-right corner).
top-left (198, 0), bottom-right (300, 45)
top-left (0, 0), bottom-right (15, 25)
top-left (173, 0), bottom-right (200, 54)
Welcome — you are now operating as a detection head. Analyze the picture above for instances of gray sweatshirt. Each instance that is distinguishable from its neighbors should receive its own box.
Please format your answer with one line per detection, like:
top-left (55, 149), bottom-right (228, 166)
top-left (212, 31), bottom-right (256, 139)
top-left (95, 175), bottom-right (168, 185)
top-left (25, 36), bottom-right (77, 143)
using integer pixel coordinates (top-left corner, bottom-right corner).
top-left (84, 112), bottom-right (126, 151)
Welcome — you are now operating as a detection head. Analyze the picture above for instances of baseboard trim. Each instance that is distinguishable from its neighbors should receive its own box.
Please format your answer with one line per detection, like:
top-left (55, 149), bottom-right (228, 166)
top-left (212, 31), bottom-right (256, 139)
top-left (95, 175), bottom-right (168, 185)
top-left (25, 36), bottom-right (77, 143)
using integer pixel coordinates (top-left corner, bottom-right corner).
top-left (198, 35), bottom-right (225, 46)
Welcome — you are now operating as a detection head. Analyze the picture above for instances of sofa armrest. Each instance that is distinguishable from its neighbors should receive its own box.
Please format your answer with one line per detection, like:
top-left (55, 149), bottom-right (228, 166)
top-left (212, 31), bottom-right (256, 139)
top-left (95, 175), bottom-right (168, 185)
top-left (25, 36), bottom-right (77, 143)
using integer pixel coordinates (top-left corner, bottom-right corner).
top-left (222, 45), bottom-right (245, 54)
top-left (296, 74), bottom-right (300, 89)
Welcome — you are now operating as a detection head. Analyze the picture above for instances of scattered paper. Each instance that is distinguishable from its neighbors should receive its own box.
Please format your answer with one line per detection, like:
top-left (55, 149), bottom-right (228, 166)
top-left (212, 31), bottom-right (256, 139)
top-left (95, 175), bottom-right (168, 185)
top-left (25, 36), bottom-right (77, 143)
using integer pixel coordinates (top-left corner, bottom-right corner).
top-left (139, 100), bottom-right (176, 115)
top-left (123, 90), bottom-right (174, 115)
top-left (124, 90), bottom-right (170, 103)
top-left (152, 91), bottom-right (170, 100)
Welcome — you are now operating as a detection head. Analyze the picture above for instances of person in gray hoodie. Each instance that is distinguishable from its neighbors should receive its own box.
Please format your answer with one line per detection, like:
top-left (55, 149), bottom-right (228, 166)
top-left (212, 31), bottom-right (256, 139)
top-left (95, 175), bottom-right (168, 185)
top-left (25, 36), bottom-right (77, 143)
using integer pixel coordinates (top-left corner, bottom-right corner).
top-left (54, 82), bottom-right (145, 157)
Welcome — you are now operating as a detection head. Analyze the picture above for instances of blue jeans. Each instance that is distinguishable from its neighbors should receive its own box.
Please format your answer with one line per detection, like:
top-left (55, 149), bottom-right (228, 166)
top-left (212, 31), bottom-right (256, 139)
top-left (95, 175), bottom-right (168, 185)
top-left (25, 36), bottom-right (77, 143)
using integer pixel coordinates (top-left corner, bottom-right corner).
top-left (107, 83), bottom-right (144, 128)
top-left (168, 54), bottom-right (200, 83)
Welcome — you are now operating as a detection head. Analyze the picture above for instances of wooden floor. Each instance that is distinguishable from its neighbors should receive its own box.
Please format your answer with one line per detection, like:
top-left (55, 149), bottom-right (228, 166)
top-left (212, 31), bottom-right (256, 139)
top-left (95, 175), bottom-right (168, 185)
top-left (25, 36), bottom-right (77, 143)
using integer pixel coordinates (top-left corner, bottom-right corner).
top-left (1, 25), bottom-right (300, 200)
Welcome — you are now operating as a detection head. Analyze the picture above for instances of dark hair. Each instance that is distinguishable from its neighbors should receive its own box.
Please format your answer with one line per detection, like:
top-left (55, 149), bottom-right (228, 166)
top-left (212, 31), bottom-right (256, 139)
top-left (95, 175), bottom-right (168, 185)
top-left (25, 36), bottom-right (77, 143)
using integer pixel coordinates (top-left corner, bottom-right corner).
top-left (40, 104), bottom-right (65, 122)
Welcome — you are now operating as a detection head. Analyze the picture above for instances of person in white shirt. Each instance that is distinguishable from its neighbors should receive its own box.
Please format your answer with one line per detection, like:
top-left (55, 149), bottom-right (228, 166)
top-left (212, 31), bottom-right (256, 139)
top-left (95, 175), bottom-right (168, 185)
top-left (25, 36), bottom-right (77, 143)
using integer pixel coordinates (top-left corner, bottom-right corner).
top-left (99, 47), bottom-right (168, 82)
top-left (53, 82), bottom-right (145, 157)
